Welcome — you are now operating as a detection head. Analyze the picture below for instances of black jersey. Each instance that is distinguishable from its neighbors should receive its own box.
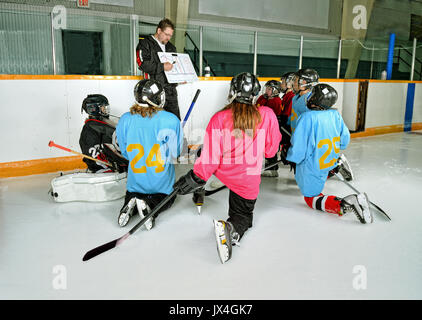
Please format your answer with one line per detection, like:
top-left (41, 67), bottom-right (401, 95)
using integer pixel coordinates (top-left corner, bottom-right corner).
top-left (79, 118), bottom-right (116, 172)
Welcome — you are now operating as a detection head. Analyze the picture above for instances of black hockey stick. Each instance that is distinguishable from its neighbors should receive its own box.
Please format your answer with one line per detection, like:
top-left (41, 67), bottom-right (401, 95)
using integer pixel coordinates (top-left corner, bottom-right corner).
top-left (334, 173), bottom-right (391, 221)
top-left (204, 159), bottom-right (285, 196)
top-left (82, 189), bottom-right (178, 261)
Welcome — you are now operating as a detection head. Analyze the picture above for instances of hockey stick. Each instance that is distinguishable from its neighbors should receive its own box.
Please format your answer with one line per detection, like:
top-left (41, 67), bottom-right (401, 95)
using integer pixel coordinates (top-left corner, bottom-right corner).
top-left (181, 89), bottom-right (201, 128)
top-left (281, 128), bottom-right (390, 220)
top-left (83, 188), bottom-right (178, 261)
top-left (334, 172), bottom-right (391, 221)
top-left (204, 159), bottom-right (285, 196)
top-left (82, 92), bottom-right (201, 261)
top-left (48, 141), bottom-right (112, 167)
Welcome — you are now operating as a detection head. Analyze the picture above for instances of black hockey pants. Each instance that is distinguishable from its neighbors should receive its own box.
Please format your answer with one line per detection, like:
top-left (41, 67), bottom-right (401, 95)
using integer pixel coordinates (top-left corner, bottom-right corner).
top-left (227, 190), bottom-right (257, 240)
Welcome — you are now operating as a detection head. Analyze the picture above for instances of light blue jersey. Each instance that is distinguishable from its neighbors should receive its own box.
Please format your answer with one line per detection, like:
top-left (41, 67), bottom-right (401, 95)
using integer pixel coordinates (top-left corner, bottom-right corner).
top-left (286, 109), bottom-right (350, 197)
top-left (288, 91), bottom-right (312, 133)
top-left (116, 110), bottom-right (183, 195)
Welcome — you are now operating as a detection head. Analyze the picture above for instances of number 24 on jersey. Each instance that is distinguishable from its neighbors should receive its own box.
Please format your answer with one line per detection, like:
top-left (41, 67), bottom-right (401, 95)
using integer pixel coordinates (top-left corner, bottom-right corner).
top-left (127, 143), bottom-right (165, 174)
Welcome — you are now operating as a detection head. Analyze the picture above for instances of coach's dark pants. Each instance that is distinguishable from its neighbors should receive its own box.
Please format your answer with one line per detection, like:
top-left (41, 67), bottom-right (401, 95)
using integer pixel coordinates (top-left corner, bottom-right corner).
top-left (164, 87), bottom-right (180, 120)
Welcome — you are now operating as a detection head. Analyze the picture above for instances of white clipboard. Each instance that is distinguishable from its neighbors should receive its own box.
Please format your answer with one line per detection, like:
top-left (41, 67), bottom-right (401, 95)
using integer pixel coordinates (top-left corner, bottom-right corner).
top-left (157, 52), bottom-right (199, 83)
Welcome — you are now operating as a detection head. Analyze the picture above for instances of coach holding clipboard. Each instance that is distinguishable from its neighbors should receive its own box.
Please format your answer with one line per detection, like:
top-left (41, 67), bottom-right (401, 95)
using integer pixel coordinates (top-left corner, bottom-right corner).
top-left (136, 18), bottom-right (181, 119)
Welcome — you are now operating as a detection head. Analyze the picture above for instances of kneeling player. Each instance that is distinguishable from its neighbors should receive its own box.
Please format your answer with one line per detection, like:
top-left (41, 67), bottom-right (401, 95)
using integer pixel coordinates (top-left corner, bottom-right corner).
top-left (174, 72), bottom-right (282, 264)
top-left (286, 84), bottom-right (371, 223)
top-left (115, 80), bottom-right (183, 229)
top-left (256, 80), bottom-right (283, 177)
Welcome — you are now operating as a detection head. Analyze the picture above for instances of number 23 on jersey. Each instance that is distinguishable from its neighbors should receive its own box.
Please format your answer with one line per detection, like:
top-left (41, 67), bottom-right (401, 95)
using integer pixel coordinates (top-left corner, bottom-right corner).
top-left (127, 144), bottom-right (165, 174)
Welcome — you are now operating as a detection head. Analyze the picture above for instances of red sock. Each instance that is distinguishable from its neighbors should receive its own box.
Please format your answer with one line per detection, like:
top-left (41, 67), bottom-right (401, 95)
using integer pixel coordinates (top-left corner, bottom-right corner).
top-left (304, 194), bottom-right (342, 215)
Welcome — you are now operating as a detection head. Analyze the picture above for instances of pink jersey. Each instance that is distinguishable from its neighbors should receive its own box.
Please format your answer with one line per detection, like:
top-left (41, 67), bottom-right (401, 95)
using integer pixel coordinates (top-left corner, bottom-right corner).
top-left (193, 106), bottom-right (282, 200)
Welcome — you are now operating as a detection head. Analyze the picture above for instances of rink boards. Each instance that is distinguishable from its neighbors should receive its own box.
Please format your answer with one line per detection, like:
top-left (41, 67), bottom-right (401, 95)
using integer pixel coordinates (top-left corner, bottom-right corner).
top-left (0, 75), bottom-right (421, 177)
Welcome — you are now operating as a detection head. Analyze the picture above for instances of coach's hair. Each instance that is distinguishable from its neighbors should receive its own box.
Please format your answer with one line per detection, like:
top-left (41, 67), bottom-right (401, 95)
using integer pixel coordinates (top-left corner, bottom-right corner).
top-left (156, 18), bottom-right (175, 32)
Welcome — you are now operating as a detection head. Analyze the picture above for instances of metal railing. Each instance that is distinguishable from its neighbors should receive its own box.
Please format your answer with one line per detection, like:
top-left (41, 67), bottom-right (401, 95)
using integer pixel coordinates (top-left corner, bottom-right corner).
top-left (184, 31), bottom-right (216, 76)
top-left (395, 45), bottom-right (422, 80)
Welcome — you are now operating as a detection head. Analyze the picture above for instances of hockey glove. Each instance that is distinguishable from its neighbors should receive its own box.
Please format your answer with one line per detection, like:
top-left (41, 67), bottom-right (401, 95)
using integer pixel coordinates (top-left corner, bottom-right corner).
top-left (174, 170), bottom-right (206, 195)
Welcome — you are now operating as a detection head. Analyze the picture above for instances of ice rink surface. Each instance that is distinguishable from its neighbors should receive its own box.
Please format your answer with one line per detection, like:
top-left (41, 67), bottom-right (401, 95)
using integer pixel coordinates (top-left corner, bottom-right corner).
top-left (1, 131), bottom-right (421, 300)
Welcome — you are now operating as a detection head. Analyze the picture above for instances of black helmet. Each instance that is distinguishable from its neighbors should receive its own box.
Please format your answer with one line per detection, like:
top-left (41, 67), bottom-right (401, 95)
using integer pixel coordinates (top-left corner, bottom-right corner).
top-left (134, 79), bottom-right (165, 108)
top-left (294, 68), bottom-right (319, 91)
top-left (228, 72), bottom-right (261, 105)
top-left (264, 80), bottom-right (282, 98)
top-left (81, 94), bottom-right (110, 118)
top-left (307, 83), bottom-right (338, 110)
top-left (281, 72), bottom-right (295, 92)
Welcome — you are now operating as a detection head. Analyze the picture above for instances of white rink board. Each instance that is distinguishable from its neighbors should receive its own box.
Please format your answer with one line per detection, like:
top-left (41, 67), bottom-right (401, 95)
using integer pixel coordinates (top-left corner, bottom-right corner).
top-left (365, 82), bottom-right (408, 128)
top-left (342, 82), bottom-right (359, 131)
top-left (0, 78), bottom-right (420, 163)
top-left (412, 83), bottom-right (422, 124)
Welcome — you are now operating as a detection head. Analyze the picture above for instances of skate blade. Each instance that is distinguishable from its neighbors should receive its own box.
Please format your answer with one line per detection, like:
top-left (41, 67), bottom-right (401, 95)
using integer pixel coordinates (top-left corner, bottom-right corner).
top-left (358, 193), bottom-right (373, 223)
top-left (118, 211), bottom-right (130, 227)
top-left (136, 199), bottom-right (153, 230)
top-left (213, 220), bottom-right (229, 264)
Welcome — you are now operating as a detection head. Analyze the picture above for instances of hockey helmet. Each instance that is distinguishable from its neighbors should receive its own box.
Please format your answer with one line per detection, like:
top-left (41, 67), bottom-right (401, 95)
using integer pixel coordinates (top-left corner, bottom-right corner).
top-left (81, 94), bottom-right (110, 118)
top-left (228, 72), bottom-right (261, 105)
top-left (307, 83), bottom-right (338, 110)
top-left (134, 79), bottom-right (165, 108)
top-left (263, 80), bottom-right (282, 98)
top-left (281, 72), bottom-right (295, 92)
top-left (294, 68), bottom-right (319, 93)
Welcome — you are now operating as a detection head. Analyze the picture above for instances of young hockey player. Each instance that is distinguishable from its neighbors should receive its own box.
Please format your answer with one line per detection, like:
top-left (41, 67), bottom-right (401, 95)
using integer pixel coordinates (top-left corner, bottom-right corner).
top-left (289, 68), bottom-right (319, 134)
top-left (115, 79), bottom-right (183, 229)
top-left (256, 80), bottom-right (283, 177)
top-left (279, 72), bottom-right (296, 163)
top-left (256, 80), bottom-right (282, 115)
top-left (286, 84), bottom-right (371, 223)
top-left (174, 72), bottom-right (282, 264)
top-left (79, 94), bottom-right (128, 173)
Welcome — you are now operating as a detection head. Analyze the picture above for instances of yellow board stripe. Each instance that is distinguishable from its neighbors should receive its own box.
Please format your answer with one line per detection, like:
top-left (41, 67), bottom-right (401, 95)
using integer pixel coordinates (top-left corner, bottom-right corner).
top-left (0, 75), bottom-right (143, 81)
top-left (0, 156), bottom-right (86, 178)
top-left (1, 75), bottom-right (421, 83)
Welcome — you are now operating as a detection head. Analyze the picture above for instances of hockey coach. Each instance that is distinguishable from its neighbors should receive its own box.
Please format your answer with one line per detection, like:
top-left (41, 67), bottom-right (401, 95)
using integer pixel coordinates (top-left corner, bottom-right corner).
top-left (136, 18), bottom-right (181, 120)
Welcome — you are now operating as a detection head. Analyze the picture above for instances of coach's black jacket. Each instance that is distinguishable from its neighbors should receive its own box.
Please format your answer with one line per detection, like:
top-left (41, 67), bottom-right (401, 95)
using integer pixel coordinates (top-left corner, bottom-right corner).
top-left (136, 35), bottom-right (178, 96)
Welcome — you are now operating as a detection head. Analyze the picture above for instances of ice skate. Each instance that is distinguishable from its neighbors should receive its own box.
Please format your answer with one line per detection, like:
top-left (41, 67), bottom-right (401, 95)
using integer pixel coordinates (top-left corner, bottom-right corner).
top-left (118, 197), bottom-right (137, 227)
top-left (213, 220), bottom-right (240, 264)
top-left (341, 193), bottom-right (373, 224)
top-left (192, 188), bottom-right (205, 214)
top-left (136, 198), bottom-right (154, 230)
top-left (337, 154), bottom-right (354, 181)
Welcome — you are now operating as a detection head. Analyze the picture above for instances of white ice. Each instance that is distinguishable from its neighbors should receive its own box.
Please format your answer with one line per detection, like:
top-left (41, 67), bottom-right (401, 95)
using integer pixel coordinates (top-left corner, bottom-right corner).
top-left (1, 131), bottom-right (422, 299)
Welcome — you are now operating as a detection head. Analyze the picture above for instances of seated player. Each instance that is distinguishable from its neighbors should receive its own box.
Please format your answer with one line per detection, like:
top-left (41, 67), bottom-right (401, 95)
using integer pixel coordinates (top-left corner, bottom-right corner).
top-left (286, 84), bottom-right (371, 223)
top-left (79, 94), bottom-right (128, 173)
top-left (116, 79), bottom-right (183, 229)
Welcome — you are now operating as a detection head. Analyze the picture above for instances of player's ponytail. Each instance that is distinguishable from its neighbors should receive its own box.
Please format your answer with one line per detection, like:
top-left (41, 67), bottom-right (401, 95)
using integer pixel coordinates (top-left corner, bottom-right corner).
top-left (222, 101), bottom-right (262, 138)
